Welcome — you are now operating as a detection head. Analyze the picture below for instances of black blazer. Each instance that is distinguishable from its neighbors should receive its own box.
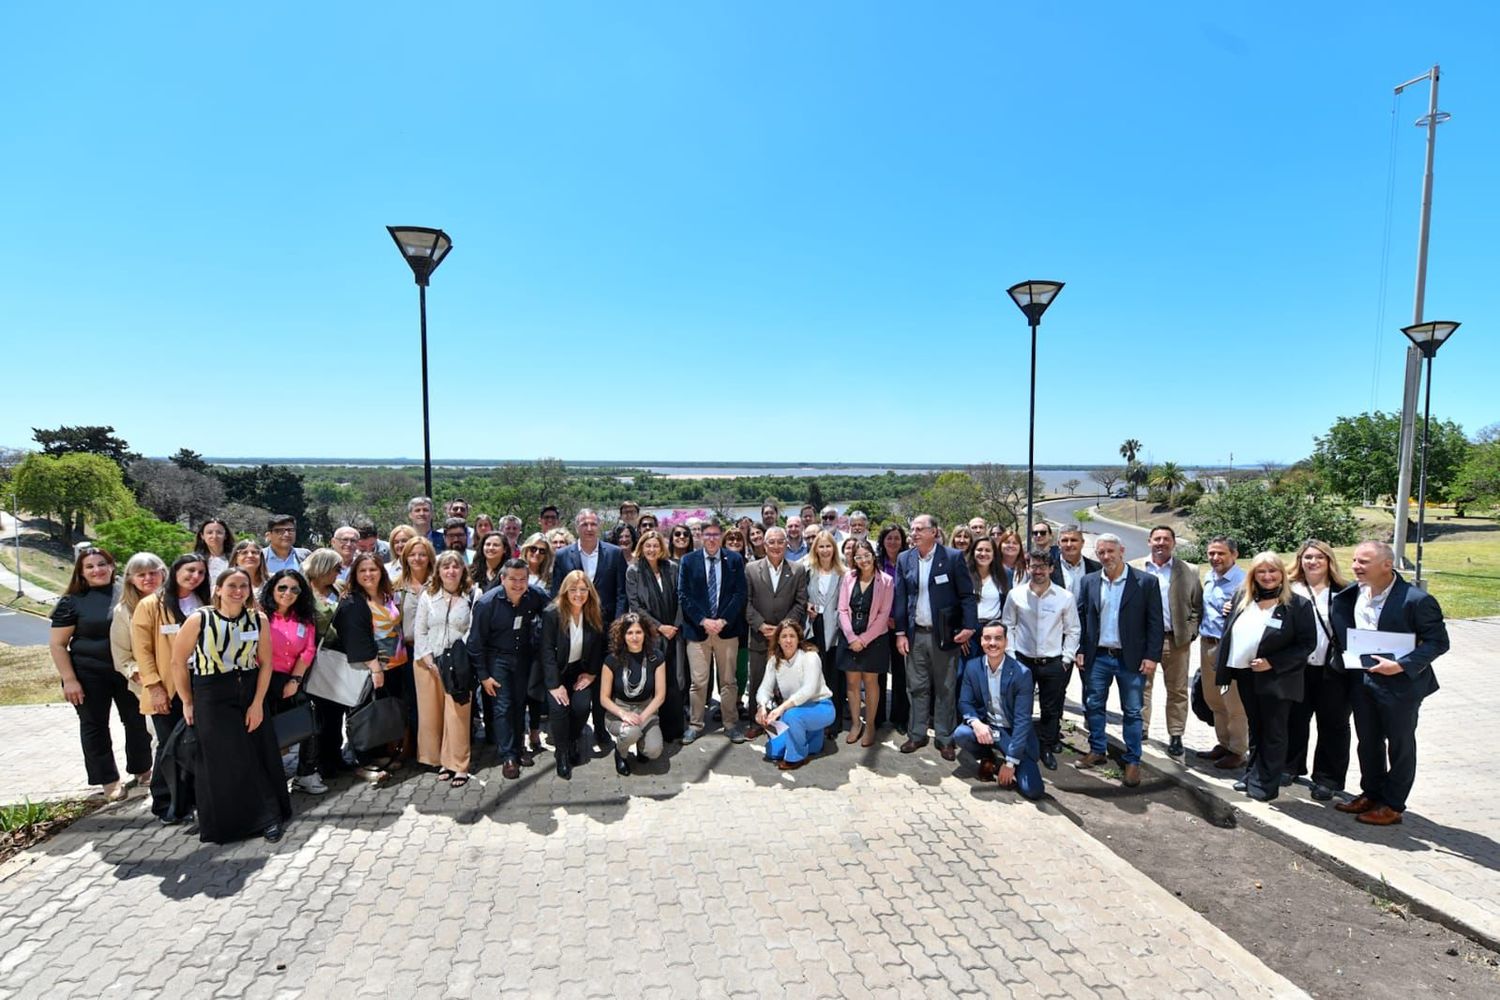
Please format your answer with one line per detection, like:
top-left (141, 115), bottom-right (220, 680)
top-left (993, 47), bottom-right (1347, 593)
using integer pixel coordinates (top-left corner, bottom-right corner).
top-left (625, 558), bottom-right (680, 633)
top-left (1074, 566), bottom-right (1164, 672)
top-left (1212, 594), bottom-right (1317, 701)
top-left (1051, 555), bottom-right (1101, 589)
top-left (538, 604), bottom-right (606, 692)
top-left (1329, 573), bottom-right (1448, 700)
top-left (552, 542), bottom-right (629, 623)
top-left (330, 595), bottom-right (380, 663)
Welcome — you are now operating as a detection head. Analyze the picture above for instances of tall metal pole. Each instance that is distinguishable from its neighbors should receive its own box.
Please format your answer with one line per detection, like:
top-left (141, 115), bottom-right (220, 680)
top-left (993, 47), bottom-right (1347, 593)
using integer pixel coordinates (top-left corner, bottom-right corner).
top-left (1413, 353), bottom-right (1434, 590)
top-left (1393, 65), bottom-right (1443, 567)
top-left (418, 282), bottom-right (433, 500)
top-left (1025, 321), bottom-right (1038, 539)
top-left (10, 491), bottom-right (21, 600)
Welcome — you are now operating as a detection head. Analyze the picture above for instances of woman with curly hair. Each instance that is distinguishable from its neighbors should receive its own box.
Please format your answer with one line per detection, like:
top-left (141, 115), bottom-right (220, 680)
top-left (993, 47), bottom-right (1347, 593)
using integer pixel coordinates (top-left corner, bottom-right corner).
top-left (599, 613), bottom-right (668, 775)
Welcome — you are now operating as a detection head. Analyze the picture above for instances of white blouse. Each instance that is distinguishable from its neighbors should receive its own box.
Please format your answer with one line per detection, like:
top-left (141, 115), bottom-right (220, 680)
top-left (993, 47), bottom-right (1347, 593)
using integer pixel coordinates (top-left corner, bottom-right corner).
top-left (1292, 582), bottom-right (1332, 666)
top-left (976, 577), bottom-right (1003, 620)
top-left (413, 587), bottom-right (476, 662)
top-left (756, 649), bottom-right (832, 710)
top-left (809, 570), bottom-right (841, 648)
top-left (1228, 601), bottom-right (1273, 671)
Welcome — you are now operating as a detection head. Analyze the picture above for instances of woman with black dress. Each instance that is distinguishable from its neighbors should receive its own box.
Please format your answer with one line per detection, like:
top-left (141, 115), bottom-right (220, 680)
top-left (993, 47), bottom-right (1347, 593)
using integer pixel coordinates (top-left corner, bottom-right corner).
top-left (837, 540), bottom-right (892, 748)
top-left (170, 566), bottom-right (292, 843)
top-left (599, 613), bottom-right (668, 775)
top-left (50, 547), bottom-right (153, 802)
top-left (539, 570), bottom-right (606, 780)
top-left (624, 529), bottom-right (685, 743)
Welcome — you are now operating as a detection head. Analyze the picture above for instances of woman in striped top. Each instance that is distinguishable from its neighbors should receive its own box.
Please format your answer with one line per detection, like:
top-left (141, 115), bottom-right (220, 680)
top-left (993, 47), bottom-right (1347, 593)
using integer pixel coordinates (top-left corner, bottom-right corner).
top-left (170, 566), bottom-right (292, 844)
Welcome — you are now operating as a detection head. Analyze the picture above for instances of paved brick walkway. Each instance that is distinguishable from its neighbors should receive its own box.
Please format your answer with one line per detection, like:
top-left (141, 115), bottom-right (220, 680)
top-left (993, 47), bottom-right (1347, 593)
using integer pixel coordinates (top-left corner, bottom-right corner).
top-left (0, 727), bottom-right (1300, 999)
top-left (1077, 616), bottom-right (1500, 948)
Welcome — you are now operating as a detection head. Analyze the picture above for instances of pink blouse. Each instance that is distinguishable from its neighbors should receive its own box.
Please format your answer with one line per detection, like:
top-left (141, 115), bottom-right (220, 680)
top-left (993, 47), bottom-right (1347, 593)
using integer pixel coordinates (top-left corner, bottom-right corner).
top-left (268, 612), bottom-right (316, 675)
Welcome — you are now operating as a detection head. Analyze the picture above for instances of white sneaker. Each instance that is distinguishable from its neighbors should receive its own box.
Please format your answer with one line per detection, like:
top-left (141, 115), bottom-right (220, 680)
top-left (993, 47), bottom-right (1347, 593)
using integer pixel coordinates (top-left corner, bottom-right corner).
top-left (291, 774), bottom-right (328, 795)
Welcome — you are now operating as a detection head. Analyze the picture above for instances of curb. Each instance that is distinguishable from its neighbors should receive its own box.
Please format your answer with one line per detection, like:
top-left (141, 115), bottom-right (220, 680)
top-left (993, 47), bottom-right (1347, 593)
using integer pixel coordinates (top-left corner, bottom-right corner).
top-left (1081, 504), bottom-right (1143, 533)
top-left (1061, 705), bottom-right (1500, 953)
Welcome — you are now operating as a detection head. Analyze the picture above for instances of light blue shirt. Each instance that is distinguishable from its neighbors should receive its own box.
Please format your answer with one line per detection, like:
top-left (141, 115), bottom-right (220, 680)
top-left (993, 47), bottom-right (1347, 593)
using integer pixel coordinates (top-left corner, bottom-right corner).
top-left (1201, 565), bottom-right (1245, 640)
top-left (784, 542), bottom-right (809, 563)
top-left (1098, 569), bottom-right (1128, 649)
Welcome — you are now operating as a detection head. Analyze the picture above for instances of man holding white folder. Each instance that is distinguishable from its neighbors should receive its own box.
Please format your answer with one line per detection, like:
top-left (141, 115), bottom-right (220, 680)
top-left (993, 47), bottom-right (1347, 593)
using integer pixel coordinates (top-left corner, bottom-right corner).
top-left (1329, 541), bottom-right (1449, 826)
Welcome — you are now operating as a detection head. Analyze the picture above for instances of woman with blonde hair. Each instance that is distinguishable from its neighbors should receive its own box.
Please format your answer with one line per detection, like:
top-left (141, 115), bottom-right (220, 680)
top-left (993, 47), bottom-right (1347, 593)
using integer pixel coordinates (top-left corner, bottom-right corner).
top-left (538, 570), bottom-right (606, 779)
top-left (1287, 539), bottom-right (1354, 800)
top-left (756, 619), bottom-right (835, 770)
top-left (520, 532), bottom-right (555, 595)
top-left (111, 552), bottom-right (166, 708)
top-left (414, 550), bottom-right (478, 786)
top-left (547, 527), bottom-right (575, 552)
top-left (1212, 552), bottom-right (1317, 802)
top-left (385, 524), bottom-right (416, 579)
top-left (393, 535), bottom-right (437, 763)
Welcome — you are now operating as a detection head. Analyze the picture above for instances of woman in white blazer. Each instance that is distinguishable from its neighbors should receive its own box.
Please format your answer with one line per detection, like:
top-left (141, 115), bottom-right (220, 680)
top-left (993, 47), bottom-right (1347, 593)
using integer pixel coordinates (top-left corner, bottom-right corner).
top-left (755, 620), bottom-right (834, 770)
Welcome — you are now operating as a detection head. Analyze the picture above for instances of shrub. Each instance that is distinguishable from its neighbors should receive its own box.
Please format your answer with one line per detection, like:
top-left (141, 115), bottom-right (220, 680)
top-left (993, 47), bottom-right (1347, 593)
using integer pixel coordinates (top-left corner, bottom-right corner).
top-left (94, 512), bottom-right (195, 566)
top-left (1188, 482), bottom-right (1358, 554)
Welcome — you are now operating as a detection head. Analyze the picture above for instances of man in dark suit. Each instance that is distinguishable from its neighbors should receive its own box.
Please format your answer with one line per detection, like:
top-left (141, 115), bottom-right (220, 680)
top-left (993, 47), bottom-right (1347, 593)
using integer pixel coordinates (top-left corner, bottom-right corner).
top-left (953, 621), bottom-right (1044, 800)
top-left (1074, 532), bottom-right (1164, 787)
top-left (677, 520), bottom-right (748, 743)
top-left (1330, 541), bottom-right (1448, 826)
top-left (892, 514), bottom-right (978, 760)
top-left (552, 508), bottom-right (629, 751)
top-left (1051, 524), bottom-right (1100, 592)
top-left (743, 526), bottom-right (809, 739)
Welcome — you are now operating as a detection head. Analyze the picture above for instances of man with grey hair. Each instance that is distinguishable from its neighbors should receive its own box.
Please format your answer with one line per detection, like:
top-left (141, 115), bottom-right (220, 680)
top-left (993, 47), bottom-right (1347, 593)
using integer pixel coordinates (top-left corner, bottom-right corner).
top-left (498, 514), bottom-right (524, 553)
top-left (893, 514), bottom-right (978, 759)
top-left (331, 525), bottom-right (360, 584)
top-left (818, 506), bottom-right (846, 545)
top-left (846, 510), bottom-right (870, 549)
top-left (1196, 535), bottom-right (1247, 768)
top-left (742, 526), bottom-right (810, 739)
top-left (408, 495), bottom-right (443, 551)
top-left (1328, 540), bottom-right (1448, 826)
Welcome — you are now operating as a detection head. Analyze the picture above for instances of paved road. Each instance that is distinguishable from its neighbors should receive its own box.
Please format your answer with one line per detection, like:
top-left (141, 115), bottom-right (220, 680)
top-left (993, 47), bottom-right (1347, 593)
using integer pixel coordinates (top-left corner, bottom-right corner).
top-left (1036, 496), bottom-right (1150, 559)
top-left (0, 722), bottom-right (1300, 998)
top-left (0, 609), bottom-right (51, 647)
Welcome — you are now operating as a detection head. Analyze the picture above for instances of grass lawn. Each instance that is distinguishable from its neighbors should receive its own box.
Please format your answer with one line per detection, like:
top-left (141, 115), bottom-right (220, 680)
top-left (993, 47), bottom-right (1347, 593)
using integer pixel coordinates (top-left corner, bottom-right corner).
top-left (0, 643), bottom-right (61, 706)
top-left (1, 594), bottom-right (56, 617)
top-left (0, 537), bottom-right (76, 595)
top-left (1097, 498), bottom-right (1191, 536)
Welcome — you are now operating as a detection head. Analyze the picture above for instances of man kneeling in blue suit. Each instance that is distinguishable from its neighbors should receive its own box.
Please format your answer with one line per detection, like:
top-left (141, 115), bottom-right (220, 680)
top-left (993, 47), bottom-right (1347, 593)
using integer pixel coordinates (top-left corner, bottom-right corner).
top-left (952, 621), bottom-right (1044, 800)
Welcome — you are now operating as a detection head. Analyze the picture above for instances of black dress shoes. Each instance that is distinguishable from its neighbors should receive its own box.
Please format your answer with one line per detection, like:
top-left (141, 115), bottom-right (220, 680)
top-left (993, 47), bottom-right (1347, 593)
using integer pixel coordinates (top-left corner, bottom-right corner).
top-left (1041, 750), bottom-right (1057, 771)
top-left (614, 750), bottom-right (632, 776)
top-left (263, 823), bottom-right (284, 843)
top-left (1311, 784), bottom-right (1335, 801)
top-left (1167, 736), bottom-right (1184, 758)
top-left (556, 755), bottom-right (572, 780)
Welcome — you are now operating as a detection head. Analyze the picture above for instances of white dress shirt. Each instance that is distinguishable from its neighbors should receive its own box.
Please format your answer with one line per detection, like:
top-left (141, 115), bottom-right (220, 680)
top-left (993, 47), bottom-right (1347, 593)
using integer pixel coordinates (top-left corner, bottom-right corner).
top-left (580, 544), bottom-right (599, 582)
top-left (1141, 558), bottom-right (1173, 632)
top-left (1002, 582), bottom-right (1082, 661)
top-left (915, 548), bottom-right (935, 628)
top-left (1060, 557), bottom-right (1088, 596)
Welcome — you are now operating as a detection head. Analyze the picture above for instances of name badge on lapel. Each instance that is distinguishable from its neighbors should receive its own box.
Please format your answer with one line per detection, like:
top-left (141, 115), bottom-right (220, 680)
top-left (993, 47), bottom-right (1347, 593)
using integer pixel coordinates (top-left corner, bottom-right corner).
top-left (513, 617), bottom-right (523, 631)
top-left (934, 574), bottom-right (949, 585)
top-left (1266, 618), bottom-right (1283, 630)
top-left (239, 629), bottom-right (260, 641)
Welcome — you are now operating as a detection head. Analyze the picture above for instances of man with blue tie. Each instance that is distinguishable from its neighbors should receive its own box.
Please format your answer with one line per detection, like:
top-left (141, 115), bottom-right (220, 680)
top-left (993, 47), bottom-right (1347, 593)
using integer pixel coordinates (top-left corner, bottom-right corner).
top-left (1073, 533), bottom-right (1164, 788)
top-left (552, 508), bottom-right (629, 751)
top-left (952, 621), bottom-right (1044, 799)
top-left (677, 520), bottom-right (748, 743)
top-left (893, 514), bottom-right (978, 760)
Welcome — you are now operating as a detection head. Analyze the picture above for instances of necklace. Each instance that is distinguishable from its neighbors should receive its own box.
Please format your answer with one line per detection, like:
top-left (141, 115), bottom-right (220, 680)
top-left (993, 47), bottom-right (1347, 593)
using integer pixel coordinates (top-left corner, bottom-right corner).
top-left (622, 653), bottom-right (648, 699)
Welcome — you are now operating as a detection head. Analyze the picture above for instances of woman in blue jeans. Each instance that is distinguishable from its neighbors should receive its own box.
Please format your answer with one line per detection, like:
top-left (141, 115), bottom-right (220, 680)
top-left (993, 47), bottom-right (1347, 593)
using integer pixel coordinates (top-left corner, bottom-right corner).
top-left (755, 619), bottom-right (834, 771)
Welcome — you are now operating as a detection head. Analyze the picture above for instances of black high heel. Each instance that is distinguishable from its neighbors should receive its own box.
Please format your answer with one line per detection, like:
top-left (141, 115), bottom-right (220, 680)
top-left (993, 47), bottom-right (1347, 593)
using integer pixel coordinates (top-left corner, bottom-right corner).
top-left (614, 749), bottom-right (631, 776)
top-left (556, 746), bottom-right (573, 780)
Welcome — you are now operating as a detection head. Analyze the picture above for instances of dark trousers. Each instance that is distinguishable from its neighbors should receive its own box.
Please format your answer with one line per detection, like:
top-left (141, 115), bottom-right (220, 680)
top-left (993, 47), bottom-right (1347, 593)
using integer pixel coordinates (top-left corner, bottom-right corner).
top-left (880, 632), bottom-right (910, 730)
top-left (1237, 671), bottom-right (1293, 800)
top-left (549, 666), bottom-right (593, 760)
top-left (384, 662), bottom-right (415, 753)
top-left (265, 673), bottom-right (318, 778)
top-left (312, 695), bottom-right (350, 777)
top-left (1023, 655), bottom-right (1070, 751)
top-left (589, 674), bottom-right (610, 748)
top-left (813, 632), bottom-right (848, 729)
top-left (148, 704), bottom-right (194, 819)
top-left (659, 636), bottom-right (685, 742)
top-left (72, 666), bottom-right (153, 786)
top-left (1351, 674), bottom-right (1424, 813)
top-left (492, 658), bottom-right (529, 764)
top-left (1285, 664), bottom-right (1353, 790)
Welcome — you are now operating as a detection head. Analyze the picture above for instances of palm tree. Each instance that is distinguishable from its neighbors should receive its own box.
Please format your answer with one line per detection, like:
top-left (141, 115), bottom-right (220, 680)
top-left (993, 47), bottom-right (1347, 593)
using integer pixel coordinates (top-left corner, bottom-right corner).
top-left (1150, 461), bottom-right (1188, 501)
top-left (1119, 439), bottom-right (1143, 465)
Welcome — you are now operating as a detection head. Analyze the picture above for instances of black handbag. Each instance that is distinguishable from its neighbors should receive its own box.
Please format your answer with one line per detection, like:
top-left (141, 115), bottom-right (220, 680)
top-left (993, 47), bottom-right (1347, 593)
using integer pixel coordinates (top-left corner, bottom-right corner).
top-left (346, 689), bottom-right (406, 752)
top-left (1190, 668), bottom-right (1214, 725)
top-left (272, 694), bottom-right (321, 749)
top-left (935, 604), bottom-right (964, 652)
top-left (437, 640), bottom-right (474, 705)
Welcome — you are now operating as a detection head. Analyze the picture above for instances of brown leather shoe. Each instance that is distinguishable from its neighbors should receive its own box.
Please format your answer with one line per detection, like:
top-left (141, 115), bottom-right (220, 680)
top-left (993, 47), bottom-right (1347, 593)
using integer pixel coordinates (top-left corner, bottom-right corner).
top-left (777, 758), bottom-right (807, 771)
top-left (1213, 753), bottom-right (1246, 770)
top-left (939, 745), bottom-right (957, 762)
top-left (1075, 752), bottom-right (1108, 770)
top-left (1356, 805), bottom-right (1403, 826)
top-left (1336, 795), bottom-right (1377, 814)
top-left (1194, 744), bottom-right (1231, 761)
top-left (742, 724), bottom-right (765, 740)
top-left (501, 760), bottom-right (521, 780)
top-left (899, 738), bottom-right (929, 754)
top-left (977, 758), bottom-right (998, 781)
top-left (1122, 764), bottom-right (1142, 787)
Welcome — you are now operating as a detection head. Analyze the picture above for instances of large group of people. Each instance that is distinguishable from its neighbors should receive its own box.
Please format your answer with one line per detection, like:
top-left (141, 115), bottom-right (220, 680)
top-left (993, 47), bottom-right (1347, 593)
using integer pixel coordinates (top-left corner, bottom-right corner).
top-left (49, 495), bottom-right (1449, 844)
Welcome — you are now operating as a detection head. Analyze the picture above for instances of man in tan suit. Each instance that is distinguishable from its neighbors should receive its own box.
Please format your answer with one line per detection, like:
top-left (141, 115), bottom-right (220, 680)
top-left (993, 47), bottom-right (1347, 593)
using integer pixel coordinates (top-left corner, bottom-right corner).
top-left (1131, 525), bottom-right (1203, 757)
top-left (743, 526), bottom-right (809, 739)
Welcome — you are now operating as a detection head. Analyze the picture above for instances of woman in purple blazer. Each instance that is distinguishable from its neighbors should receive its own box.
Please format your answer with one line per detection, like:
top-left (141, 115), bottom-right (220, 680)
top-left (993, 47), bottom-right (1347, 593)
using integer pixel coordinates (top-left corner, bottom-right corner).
top-left (836, 540), bottom-right (893, 747)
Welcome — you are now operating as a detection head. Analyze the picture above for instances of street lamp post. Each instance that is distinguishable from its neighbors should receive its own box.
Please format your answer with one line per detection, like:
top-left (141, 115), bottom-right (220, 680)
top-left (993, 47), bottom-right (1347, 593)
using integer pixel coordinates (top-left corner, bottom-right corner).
top-left (1400, 320), bottom-right (1461, 590)
top-left (1005, 280), bottom-right (1065, 542)
top-left (386, 226), bottom-right (454, 499)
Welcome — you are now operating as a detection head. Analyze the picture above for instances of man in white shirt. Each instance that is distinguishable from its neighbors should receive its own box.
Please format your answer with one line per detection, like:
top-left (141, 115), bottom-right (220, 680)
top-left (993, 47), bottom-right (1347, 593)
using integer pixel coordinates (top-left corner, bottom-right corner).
top-left (743, 527), bottom-right (809, 738)
top-left (331, 525), bottom-right (360, 583)
top-left (1002, 549), bottom-right (1081, 770)
top-left (1130, 525), bottom-right (1203, 758)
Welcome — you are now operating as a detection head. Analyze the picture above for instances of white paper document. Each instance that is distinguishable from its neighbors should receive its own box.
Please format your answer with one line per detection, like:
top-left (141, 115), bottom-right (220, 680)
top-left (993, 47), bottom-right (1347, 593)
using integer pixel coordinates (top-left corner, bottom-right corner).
top-left (767, 720), bottom-right (790, 737)
top-left (1344, 628), bottom-right (1416, 669)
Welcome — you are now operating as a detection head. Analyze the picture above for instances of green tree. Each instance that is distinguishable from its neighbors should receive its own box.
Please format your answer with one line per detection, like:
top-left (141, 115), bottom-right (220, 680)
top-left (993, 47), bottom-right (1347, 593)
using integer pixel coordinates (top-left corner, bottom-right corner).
top-left (94, 512), bottom-right (195, 565)
top-left (968, 464), bottom-right (1034, 531)
top-left (12, 452), bottom-right (134, 542)
top-left (1062, 478), bottom-right (1081, 496)
top-left (1149, 461), bottom-right (1187, 500)
top-left (32, 425), bottom-right (139, 468)
top-left (806, 481), bottom-right (825, 515)
top-left (217, 464), bottom-right (307, 528)
top-left (914, 471), bottom-right (982, 532)
top-left (1119, 439), bottom-right (1143, 465)
top-left (1188, 481), bottom-right (1358, 554)
top-left (1452, 430), bottom-right (1500, 511)
top-left (170, 448), bottom-right (210, 474)
top-left (1311, 410), bottom-right (1470, 503)
top-left (1125, 461), bottom-right (1151, 499)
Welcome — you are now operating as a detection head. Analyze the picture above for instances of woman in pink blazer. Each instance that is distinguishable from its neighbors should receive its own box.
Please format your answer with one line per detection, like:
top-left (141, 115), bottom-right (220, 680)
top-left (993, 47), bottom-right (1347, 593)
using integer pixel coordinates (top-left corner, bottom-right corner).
top-left (837, 540), bottom-right (893, 748)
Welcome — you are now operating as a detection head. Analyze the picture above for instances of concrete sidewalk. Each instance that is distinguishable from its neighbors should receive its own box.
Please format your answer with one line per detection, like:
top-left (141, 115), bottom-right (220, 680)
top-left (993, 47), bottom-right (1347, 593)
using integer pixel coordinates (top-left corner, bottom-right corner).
top-left (1070, 616), bottom-right (1500, 949)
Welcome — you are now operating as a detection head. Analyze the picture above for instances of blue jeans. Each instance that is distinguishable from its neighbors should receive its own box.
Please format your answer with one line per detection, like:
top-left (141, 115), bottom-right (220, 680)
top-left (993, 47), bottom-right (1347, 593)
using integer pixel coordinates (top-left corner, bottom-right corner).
top-left (491, 658), bottom-right (529, 763)
top-left (766, 700), bottom-right (836, 763)
top-left (952, 724), bottom-right (1045, 800)
top-left (1085, 652), bottom-right (1145, 764)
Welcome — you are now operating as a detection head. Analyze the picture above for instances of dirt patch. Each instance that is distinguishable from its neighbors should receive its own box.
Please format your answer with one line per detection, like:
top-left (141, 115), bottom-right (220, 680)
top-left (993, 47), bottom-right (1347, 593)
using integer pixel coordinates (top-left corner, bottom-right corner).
top-left (1, 798), bottom-right (100, 865)
top-left (1045, 736), bottom-right (1500, 999)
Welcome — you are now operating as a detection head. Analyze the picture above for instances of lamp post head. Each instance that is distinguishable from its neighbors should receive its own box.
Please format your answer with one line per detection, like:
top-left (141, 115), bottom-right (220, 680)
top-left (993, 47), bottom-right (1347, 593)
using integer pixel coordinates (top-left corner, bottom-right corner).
top-left (386, 226), bottom-right (453, 286)
top-left (1006, 280), bottom-right (1065, 327)
top-left (1401, 320), bottom-right (1460, 358)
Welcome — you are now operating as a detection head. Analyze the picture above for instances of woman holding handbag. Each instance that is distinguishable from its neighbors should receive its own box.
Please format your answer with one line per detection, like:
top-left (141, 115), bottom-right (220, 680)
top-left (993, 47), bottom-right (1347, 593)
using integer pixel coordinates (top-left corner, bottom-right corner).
top-left (333, 552), bottom-right (408, 781)
top-left (539, 571), bottom-right (606, 780)
top-left (259, 569), bottom-right (324, 795)
top-left (624, 529), bottom-right (684, 743)
top-left (1213, 552), bottom-right (1317, 802)
top-left (1286, 539), bottom-right (1353, 801)
top-left (414, 550), bottom-right (478, 787)
top-left (169, 566), bottom-right (292, 844)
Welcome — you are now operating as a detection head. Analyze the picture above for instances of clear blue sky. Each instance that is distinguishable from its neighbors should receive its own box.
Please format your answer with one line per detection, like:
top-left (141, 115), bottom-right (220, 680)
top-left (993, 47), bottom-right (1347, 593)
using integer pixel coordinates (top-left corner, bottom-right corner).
top-left (3, 3), bottom-right (1496, 467)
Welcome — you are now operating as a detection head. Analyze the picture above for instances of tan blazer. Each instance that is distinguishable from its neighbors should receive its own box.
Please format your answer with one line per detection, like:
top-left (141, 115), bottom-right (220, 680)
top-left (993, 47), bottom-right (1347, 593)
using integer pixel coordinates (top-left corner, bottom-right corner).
top-left (745, 557), bottom-right (810, 652)
top-left (1130, 555), bottom-right (1203, 646)
top-left (110, 601), bottom-right (144, 700)
top-left (130, 593), bottom-right (183, 713)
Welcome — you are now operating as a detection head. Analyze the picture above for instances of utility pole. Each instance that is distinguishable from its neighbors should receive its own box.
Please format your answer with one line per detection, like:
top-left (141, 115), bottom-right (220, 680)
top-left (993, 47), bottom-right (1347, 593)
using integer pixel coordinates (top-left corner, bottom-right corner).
top-left (1392, 65), bottom-right (1448, 567)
